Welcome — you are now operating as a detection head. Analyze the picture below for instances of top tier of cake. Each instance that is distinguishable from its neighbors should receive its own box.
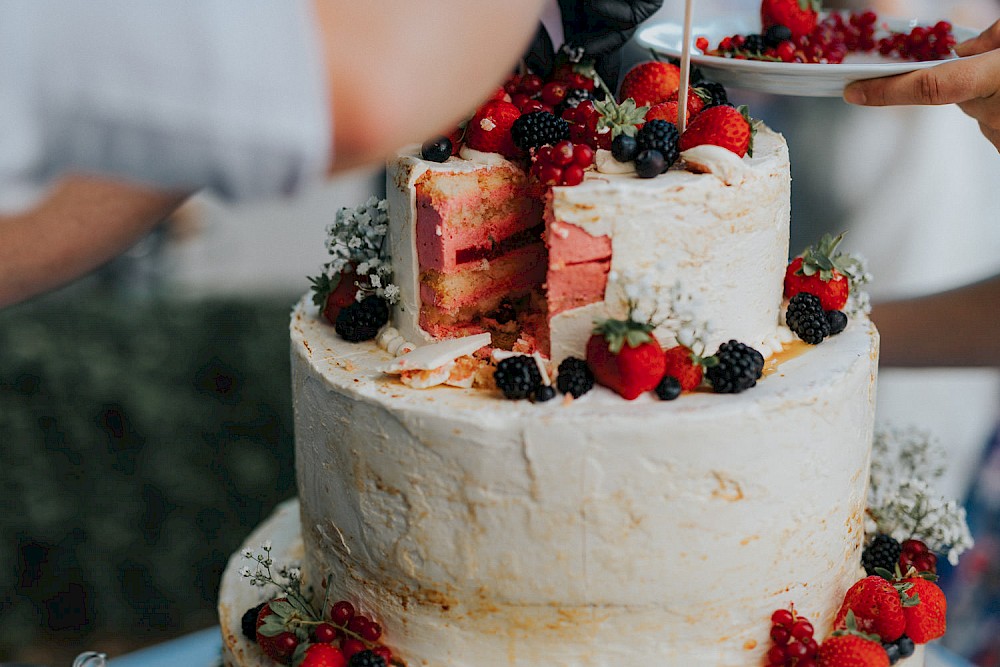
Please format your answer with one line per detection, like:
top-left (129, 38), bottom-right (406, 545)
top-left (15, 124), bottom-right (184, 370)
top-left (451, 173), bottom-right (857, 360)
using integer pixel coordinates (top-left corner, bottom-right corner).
top-left (387, 126), bottom-right (791, 361)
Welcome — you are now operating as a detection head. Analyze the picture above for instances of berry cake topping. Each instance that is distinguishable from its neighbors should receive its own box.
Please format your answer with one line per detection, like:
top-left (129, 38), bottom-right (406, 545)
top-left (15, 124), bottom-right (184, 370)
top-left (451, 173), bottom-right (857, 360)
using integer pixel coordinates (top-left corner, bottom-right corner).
top-left (784, 233), bottom-right (856, 311)
top-left (766, 607), bottom-right (819, 667)
top-left (761, 0), bottom-right (821, 40)
top-left (786, 292), bottom-right (831, 345)
top-left (335, 296), bottom-right (390, 343)
top-left (466, 100), bottom-right (523, 158)
top-left (862, 534), bottom-right (903, 578)
top-left (834, 576), bottom-right (907, 642)
top-left (816, 617), bottom-right (890, 667)
top-left (585, 306), bottom-right (667, 401)
top-left (556, 356), bottom-right (595, 398)
top-left (511, 110), bottom-right (571, 152)
top-left (618, 60), bottom-right (681, 106)
top-left (493, 355), bottom-right (543, 400)
top-left (635, 119), bottom-right (681, 175)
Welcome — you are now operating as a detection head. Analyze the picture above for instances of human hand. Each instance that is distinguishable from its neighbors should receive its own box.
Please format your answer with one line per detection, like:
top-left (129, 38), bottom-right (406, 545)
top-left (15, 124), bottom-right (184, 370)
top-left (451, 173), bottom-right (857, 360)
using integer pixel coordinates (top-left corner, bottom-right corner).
top-left (843, 20), bottom-right (1000, 152)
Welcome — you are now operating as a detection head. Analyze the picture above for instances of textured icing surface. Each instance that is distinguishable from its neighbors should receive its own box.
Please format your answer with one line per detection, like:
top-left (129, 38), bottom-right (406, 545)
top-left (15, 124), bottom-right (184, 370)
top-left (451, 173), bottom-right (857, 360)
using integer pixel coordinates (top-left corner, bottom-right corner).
top-left (288, 297), bottom-right (881, 667)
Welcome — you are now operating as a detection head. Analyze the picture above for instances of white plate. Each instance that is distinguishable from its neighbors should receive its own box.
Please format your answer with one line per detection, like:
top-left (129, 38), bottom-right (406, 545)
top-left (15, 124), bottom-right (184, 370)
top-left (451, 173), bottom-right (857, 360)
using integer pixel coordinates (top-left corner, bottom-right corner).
top-left (634, 15), bottom-right (976, 97)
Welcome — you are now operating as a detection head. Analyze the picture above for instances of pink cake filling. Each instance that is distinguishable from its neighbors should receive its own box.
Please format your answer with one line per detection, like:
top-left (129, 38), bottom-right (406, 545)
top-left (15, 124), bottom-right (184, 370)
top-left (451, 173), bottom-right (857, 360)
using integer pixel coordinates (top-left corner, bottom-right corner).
top-left (414, 170), bottom-right (543, 272)
top-left (545, 218), bottom-right (612, 318)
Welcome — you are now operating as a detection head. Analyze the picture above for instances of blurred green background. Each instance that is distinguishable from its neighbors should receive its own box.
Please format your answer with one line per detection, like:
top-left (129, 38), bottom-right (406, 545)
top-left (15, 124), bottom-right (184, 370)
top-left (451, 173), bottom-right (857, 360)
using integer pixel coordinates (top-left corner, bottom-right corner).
top-left (0, 284), bottom-right (298, 664)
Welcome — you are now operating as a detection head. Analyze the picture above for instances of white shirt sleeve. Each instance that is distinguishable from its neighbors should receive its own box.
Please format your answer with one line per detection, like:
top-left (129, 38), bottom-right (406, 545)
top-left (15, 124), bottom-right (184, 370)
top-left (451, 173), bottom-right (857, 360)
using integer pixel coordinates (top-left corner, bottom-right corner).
top-left (0, 0), bottom-right (331, 208)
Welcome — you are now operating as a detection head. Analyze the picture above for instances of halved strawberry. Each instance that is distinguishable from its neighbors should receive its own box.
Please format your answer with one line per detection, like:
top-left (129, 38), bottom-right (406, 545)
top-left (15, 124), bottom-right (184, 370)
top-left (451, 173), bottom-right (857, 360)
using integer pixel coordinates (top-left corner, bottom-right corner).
top-left (678, 104), bottom-right (753, 157)
top-left (783, 233), bottom-right (855, 311)
top-left (618, 61), bottom-right (681, 107)
top-left (761, 0), bottom-right (821, 40)
top-left (586, 313), bottom-right (666, 400)
top-left (465, 100), bottom-right (523, 159)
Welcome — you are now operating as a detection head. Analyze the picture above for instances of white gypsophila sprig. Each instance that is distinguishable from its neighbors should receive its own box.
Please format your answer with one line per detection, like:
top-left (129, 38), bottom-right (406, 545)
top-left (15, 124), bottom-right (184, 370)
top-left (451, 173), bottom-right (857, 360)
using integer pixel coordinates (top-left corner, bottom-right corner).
top-left (843, 251), bottom-right (873, 317)
top-left (867, 426), bottom-right (973, 564)
top-left (322, 196), bottom-right (400, 304)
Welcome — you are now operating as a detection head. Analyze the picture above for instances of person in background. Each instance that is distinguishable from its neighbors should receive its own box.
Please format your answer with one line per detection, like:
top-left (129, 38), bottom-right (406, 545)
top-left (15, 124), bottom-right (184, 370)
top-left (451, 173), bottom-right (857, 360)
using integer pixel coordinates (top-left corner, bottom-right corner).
top-left (0, 0), bottom-right (663, 309)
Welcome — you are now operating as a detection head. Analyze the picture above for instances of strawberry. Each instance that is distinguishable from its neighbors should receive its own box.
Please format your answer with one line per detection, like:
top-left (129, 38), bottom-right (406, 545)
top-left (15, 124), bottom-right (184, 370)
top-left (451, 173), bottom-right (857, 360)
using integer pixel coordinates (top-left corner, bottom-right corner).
top-left (900, 576), bottom-right (947, 643)
top-left (783, 233), bottom-right (857, 311)
top-left (464, 100), bottom-right (522, 159)
top-left (761, 0), bottom-right (821, 40)
top-left (678, 104), bottom-right (753, 158)
top-left (816, 632), bottom-right (890, 667)
top-left (666, 87), bottom-right (708, 119)
top-left (618, 61), bottom-right (681, 107)
top-left (256, 599), bottom-right (303, 664)
top-left (310, 268), bottom-right (362, 326)
top-left (661, 345), bottom-right (704, 391)
top-left (585, 311), bottom-right (666, 400)
top-left (295, 643), bottom-right (348, 667)
top-left (834, 576), bottom-right (906, 642)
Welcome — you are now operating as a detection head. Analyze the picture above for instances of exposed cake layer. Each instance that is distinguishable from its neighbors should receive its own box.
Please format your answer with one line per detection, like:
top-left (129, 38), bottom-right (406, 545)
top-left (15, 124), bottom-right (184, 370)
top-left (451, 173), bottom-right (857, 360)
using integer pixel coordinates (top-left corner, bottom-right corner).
top-left (389, 128), bottom-right (791, 361)
top-left (288, 298), bottom-right (881, 667)
top-left (547, 126), bottom-right (791, 364)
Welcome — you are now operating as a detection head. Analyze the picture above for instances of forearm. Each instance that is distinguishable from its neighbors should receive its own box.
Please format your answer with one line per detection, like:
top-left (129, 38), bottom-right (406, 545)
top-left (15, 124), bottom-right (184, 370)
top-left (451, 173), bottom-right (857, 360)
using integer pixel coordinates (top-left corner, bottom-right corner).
top-left (0, 176), bottom-right (186, 308)
top-left (315, 0), bottom-right (549, 171)
top-left (871, 275), bottom-right (1000, 367)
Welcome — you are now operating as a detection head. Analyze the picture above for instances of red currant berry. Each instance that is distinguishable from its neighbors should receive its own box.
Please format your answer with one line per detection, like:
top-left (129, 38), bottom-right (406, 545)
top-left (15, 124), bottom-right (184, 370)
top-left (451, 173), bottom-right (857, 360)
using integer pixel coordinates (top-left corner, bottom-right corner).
top-left (347, 615), bottom-right (370, 635)
top-left (314, 622), bottom-right (339, 643)
top-left (770, 625), bottom-right (791, 646)
top-left (791, 619), bottom-right (814, 641)
top-left (330, 601), bottom-right (355, 626)
top-left (770, 609), bottom-right (794, 627)
top-left (519, 74), bottom-right (543, 95)
top-left (373, 646), bottom-right (393, 663)
top-left (341, 638), bottom-right (366, 659)
top-left (797, 660), bottom-right (817, 667)
top-left (572, 143), bottom-right (594, 168)
top-left (541, 81), bottom-right (568, 106)
top-left (802, 637), bottom-right (819, 657)
top-left (696, 36), bottom-right (709, 51)
top-left (552, 140), bottom-right (575, 166)
top-left (520, 99), bottom-right (548, 114)
top-left (361, 620), bottom-right (383, 642)
top-left (562, 164), bottom-right (585, 186)
top-left (766, 644), bottom-right (786, 665)
top-left (785, 640), bottom-right (809, 659)
top-left (536, 163), bottom-right (563, 185)
top-left (279, 633), bottom-right (299, 651)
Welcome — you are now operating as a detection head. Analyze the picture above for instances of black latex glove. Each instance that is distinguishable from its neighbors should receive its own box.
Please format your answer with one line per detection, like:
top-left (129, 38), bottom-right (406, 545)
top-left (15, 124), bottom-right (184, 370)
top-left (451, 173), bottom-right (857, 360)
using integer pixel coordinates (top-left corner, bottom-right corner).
top-left (525, 0), bottom-right (664, 86)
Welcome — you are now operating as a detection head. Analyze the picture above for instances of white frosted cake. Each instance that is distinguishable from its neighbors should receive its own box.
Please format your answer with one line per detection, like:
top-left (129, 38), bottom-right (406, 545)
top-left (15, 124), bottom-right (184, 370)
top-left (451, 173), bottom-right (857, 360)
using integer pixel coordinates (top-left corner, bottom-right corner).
top-left (219, 65), bottom-right (959, 667)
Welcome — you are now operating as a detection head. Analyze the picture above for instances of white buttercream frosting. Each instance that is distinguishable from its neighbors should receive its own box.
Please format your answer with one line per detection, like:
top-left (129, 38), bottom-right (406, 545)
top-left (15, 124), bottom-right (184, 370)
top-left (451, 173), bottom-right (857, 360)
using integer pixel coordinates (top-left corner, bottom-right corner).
top-left (284, 299), bottom-right (882, 667)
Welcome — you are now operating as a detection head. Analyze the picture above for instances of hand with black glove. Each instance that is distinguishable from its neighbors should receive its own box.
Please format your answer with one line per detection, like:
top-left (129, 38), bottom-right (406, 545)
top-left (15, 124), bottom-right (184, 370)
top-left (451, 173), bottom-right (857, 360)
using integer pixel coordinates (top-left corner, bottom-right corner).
top-left (525, 0), bottom-right (664, 86)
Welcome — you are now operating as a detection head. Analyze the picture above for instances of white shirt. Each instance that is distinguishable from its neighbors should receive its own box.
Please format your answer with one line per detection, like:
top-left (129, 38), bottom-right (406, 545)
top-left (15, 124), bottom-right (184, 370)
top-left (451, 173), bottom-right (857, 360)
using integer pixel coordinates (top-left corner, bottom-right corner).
top-left (0, 0), bottom-right (330, 210)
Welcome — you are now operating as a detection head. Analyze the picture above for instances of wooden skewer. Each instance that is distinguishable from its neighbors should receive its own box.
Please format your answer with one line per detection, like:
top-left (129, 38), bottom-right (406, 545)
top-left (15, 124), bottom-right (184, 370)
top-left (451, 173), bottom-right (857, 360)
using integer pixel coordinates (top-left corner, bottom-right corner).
top-left (677, 0), bottom-right (694, 134)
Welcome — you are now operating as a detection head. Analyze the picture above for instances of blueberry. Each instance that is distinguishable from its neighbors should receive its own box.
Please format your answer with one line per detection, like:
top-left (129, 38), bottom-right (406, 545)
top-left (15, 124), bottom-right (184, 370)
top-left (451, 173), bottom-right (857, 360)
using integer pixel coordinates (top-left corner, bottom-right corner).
top-left (634, 149), bottom-right (666, 178)
top-left (421, 136), bottom-right (452, 162)
top-left (883, 642), bottom-right (901, 664)
top-left (897, 636), bottom-right (915, 658)
top-left (655, 375), bottom-right (682, 401)
top-left (764, 24), bottom-right (793, 48)
top-left (611, 134), bottom-right (638, 163)
top-left (826, 309), bottom-right (848, 336)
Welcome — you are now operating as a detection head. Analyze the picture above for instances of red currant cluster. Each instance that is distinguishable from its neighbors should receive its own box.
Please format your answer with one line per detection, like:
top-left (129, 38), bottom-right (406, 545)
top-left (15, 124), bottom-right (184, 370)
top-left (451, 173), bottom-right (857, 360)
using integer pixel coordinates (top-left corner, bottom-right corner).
top-left (877, 21), bottom-right (955, 61)
top-left (708, 11), bottom-right (955, 64)
top-left (899, 538), bottom-right (937, 574)
top-left (504, 67), bottom-right (595, 116)
top-left (529, 140), bottom-right (594, 186)
top-left (766, 608), bottom-right (818, 667)
top-left (313, 600), bottom-right (394, 664)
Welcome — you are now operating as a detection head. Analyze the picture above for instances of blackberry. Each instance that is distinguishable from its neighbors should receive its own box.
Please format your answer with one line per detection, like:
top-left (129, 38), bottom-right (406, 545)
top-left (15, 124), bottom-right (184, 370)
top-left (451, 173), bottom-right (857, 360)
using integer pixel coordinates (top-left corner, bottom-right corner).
top-left (611, 134), bottom-right (638, 163)
top-left (786, 292), bottom-right (830, 344)
top-left (764, 24), bottom-right (793, 48)
top-left (494, 355), bottom-right (542, 400)
top-left (421, 136), bottom-right (452, 162)
top-left (699, 81), bottom-right (729, 108)
top-left (335, 295), bottom-right (389, 342)
top-left (634, 149), bottom-right (666, 178)
top-left (556, 356), bottom-right (594, 398)
top-left (636, 119), bottom-right (680, 171)
top-left (531, 384), bottom-right (557, 403)
top-left (241, 602), bottom-right (266, 641)
top-left (743, 33), bottom-right (767, 55)
top-left (705, 340), bottom-right (765, 394)
top-left (862, 534), bottom-right (902, 577)
top-left (655, 375), bottom-right (682, 401)
top-left (348, 650), bottom-right (387, 667)
top-left (827, 309), bottom-right (848, 336)
top-left (511, 110), bottom-right (570, 151)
